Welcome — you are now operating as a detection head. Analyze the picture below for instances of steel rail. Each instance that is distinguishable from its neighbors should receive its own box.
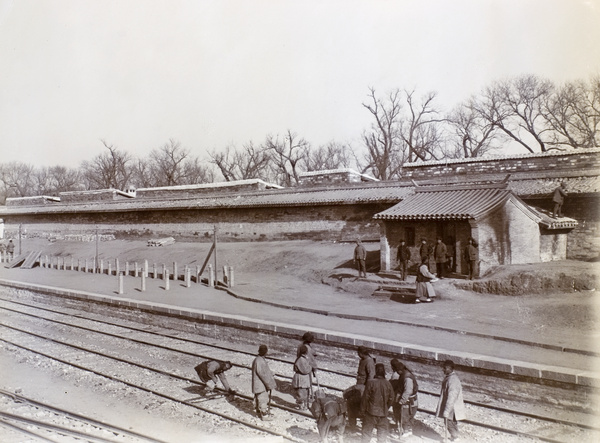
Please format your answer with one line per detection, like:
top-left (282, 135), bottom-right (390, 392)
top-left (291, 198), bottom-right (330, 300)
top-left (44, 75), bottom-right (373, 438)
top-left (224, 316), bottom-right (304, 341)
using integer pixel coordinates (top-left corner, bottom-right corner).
top-left (0, 410), bottom-right (123, 443)
top-left (1, 321), bottom-right (592, 443)
top-left (0, 388), bottom-right (167, 443)
top-left (0, 332), bottom-right (305, 443)
top-left (0, 418), bottom-right (58, 442)
top-left (2, 300), bottom-right (597, 433)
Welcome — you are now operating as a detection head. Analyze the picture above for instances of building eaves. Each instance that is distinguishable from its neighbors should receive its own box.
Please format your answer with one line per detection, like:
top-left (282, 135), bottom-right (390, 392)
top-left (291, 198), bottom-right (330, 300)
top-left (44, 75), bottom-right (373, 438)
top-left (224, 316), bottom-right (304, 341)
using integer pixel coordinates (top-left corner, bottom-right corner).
top-left (373, 188), bottom-right (512, 221)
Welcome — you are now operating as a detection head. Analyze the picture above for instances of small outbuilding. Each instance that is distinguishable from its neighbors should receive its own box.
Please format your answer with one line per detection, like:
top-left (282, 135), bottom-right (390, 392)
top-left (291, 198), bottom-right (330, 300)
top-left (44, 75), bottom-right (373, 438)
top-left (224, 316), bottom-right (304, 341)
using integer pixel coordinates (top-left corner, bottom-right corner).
top-left (374, 181), bottom-right (578, 277)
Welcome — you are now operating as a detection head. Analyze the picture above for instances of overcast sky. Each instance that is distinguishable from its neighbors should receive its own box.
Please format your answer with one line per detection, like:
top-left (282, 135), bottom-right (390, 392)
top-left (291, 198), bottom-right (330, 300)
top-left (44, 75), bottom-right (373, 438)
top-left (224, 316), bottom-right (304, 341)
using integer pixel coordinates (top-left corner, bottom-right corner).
top-left (1, 0), bottom-right (599, 168)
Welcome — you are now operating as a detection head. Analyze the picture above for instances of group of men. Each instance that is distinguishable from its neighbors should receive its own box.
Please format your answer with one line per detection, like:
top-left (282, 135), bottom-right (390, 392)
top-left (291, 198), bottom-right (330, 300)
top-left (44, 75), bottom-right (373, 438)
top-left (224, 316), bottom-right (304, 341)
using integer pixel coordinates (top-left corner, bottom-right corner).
top-left (194, 335), bottom-right (466, 443)
top-left (397, 237), bottom-right (480, 283)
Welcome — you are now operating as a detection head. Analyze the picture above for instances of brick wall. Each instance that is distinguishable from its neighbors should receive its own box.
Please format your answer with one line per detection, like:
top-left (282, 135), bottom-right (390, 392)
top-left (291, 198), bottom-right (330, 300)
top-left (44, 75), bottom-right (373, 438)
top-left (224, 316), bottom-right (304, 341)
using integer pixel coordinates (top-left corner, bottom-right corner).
top-left (523, 195), bottom-right (599, 260)
top-left (402, 150), bottom-right (600, 179)
top-left (2, 203), bottom-right (390, 243)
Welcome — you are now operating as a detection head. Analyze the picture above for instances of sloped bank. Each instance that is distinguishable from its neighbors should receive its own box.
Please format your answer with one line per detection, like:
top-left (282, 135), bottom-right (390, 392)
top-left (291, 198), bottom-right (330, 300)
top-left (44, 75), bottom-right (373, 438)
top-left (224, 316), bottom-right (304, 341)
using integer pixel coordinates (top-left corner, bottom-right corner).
top-left (454, 260), bottom-right (598, 295)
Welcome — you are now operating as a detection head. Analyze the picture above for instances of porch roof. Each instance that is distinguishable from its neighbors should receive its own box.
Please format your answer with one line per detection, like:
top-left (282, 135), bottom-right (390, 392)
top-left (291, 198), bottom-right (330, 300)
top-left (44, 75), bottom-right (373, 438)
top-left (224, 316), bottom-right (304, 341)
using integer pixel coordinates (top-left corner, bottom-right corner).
top-left (373, 185), bottom-right (513, 221)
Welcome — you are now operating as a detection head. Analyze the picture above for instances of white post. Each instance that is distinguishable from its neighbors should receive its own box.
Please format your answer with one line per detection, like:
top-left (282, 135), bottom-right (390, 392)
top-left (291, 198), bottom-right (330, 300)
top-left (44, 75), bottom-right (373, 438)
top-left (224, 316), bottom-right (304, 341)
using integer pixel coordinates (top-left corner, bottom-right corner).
top-left (118, 273), bottom-right (124, 294)
top-left (165, 270), bottom-right (170, 290)
top-left (208, 264), bottom-right (214, 287)
top-left (141, 272), bottom-right (146, 292)
top-left (228, 266), bottom-right (235, 288)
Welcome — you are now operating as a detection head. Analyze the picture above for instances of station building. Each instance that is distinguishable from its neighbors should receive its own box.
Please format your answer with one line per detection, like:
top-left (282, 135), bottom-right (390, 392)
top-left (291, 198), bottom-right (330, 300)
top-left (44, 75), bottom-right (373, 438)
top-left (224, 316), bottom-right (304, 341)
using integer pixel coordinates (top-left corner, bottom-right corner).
top-left (0, 149), bottom-right (598, 277)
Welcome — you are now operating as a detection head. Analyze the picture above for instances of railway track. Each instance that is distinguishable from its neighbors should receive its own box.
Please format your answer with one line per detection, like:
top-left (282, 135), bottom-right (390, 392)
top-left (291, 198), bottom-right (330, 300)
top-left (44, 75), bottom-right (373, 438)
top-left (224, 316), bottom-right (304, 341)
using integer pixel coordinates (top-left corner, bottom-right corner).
top-left (0, 389), bottom-right (166, 443)
top-left (0, 295), bottom-right (597, 442)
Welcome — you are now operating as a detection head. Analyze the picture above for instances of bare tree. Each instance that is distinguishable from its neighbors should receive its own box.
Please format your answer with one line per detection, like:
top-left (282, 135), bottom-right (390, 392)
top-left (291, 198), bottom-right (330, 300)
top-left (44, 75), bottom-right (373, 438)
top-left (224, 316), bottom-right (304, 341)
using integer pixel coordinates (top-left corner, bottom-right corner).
top-left (303, 141), bottom-right (356, 171)
top-left (542, 76), bottom-right (600, 149)
top-left (182, 157), bottom-right (215, 184)
top-left (401, 89), bottom-right (446, 162)
top-left (264, 130), bottom-right (310, 186)
top-left (81, 140), bottom-right (132, 189)
top-left (446, 98), bottom-right (498, 158)
top-left (0, 161), bottom-right (36, 199)
top-left (209, 142), bottom-right (272, 181)
top-left (147, 139), bottom-right (191, 187)
top-left (361, 88), bottom-right (405, 180)
top-left (476, 75), bottom-right (554, 153)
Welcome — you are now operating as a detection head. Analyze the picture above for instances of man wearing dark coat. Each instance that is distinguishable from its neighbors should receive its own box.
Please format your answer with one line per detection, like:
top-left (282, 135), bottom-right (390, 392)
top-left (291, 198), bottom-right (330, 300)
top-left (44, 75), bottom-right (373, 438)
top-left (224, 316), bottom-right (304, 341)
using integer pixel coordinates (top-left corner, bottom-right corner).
top-left (397, 240), bottom-right (410, 281)
top-left (391, 359), bottom-right (419, 438)
top-left (360, 363), bottom-right (395, 443)
top-left (434, 238), bottom-right (447, 279)
top-left (353, 239), bottom-right (367, 278)
top-left (345, 346), bottom-right (376, 430)
top-left (464, 238), bottom-right (479, 280)
top-left (552, 182), bottom-right (568, 217)
top-left (252, 345), bottom-right (276, 420)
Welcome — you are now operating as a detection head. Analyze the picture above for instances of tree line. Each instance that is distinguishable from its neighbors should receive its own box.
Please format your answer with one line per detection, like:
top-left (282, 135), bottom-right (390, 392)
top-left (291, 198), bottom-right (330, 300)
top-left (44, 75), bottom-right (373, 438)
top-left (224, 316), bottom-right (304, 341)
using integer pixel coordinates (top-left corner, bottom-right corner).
top-left (1, 73), bottom-right (598, 202)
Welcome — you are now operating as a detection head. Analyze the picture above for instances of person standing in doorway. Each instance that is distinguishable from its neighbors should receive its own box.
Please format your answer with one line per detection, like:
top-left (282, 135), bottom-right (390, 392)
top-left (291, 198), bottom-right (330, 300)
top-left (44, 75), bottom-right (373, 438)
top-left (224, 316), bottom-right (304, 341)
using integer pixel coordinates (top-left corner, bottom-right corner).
top-left (434, 238), bottom-right (447, 279)
top-left (354, 239), bottom-right (367, 278)
top-left (464, 238), bottom-right (479, 280)
top-left (397, 240), bottom-right (410, 281)
top-left (436, 360), bottom-right (466, 442)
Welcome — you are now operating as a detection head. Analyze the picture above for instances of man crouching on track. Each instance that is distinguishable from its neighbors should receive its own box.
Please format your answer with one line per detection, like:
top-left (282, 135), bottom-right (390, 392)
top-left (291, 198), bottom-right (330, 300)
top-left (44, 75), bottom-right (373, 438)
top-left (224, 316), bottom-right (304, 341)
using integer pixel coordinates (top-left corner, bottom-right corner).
top-left (194, 359), bottom-right (236, 395)
top-left (310, 390), bottom-right (347, 443)
top-left (252, 344), bottom-right (277, 421)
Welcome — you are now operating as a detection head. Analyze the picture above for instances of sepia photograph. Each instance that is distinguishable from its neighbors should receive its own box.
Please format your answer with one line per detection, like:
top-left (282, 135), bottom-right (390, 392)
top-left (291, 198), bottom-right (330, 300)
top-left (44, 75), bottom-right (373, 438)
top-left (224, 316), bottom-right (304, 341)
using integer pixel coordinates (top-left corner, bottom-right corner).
top-left (0, 1), bottom-right (599, 442)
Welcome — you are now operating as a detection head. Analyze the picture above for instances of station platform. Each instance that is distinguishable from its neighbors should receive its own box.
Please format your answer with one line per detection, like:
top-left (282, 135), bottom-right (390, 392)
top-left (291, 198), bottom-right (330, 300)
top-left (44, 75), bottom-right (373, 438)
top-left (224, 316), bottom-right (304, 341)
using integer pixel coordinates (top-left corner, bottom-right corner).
top-left (0, 265), bottom-right (598, 388)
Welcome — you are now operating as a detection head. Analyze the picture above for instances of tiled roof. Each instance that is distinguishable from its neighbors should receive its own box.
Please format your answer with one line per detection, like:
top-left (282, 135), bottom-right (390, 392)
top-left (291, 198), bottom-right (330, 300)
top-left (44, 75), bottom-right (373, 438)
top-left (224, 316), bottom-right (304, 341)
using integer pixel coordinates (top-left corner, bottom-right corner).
top-left (0, 184), bottom-right (412, 215)
top-left (528, 206), bottom-right (579, 229)
top-left (402, 147), bottom-right (600, 168)
top-left (373, 186), bottom-right (513, 220)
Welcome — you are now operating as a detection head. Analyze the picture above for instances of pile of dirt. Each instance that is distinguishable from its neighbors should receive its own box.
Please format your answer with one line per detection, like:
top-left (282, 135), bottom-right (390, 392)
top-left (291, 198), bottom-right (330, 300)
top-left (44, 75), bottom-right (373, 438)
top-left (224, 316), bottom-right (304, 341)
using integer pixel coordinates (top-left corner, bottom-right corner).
top-left (455, 261), bottom-right (598, 295)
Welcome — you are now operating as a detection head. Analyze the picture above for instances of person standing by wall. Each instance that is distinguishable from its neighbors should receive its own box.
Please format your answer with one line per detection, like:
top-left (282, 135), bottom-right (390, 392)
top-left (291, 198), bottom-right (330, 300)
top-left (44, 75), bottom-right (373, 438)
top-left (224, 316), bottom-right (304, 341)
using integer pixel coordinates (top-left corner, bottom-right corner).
top-left (464, 238), bottom-right (479, 280)
top-left (434, 238), bottom-right (447, 279)
top-left (252, 344), bottom-right (276, 420)
top-left (397, 239), bottom-right (410, 281)
top-left (360, 363), bottom-right (395, 443)
top-left (436, 360), bottom-right (466, 442)
top-left (353, 239), bottom-right (367, 278)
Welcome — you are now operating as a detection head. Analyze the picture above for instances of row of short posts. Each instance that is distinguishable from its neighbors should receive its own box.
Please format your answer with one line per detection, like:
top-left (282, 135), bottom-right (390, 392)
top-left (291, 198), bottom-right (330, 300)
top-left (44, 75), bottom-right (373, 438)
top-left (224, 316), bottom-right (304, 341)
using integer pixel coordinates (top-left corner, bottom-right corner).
top-left (0, 252), bottom-right (15, 263)
top-left (39, 256), bottom-right (234, 293)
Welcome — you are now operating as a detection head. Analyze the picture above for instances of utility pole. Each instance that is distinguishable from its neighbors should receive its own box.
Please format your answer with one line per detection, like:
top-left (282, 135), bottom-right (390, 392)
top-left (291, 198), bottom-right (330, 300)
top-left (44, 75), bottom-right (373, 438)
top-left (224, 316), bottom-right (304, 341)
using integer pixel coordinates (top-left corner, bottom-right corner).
top-left (95, 227), bottom-right (99, 273)
top-left (213, 225), bottom-right (218, 283)
top-left (18, 224), bottom-right (22, 255)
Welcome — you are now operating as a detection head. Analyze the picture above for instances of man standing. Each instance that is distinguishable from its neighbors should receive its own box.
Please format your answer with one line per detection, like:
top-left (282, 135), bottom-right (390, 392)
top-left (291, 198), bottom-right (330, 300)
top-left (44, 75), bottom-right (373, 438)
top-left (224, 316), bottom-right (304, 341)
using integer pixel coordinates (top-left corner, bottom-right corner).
top-left (360, 363), bottom-right (395, 443)
top-left (434, 238), bottom-right (447, 279)
top-left (6, 239), bottom-right (15, 260)
top-left (552, 182), bottom-right (568, 217)
top-left (436, 360), bottom-right (466, 442)
top-left (390, 359), bottom-right (419, 438)
top-left (397, 240), bottom-right (410, 281)
top-left (354, 239), bottom-right (367, 278)
top-left (419, 239), bottom-right (430, 264)
top-left (292, 345), bottom-right (312, 410)
top-left (252, 344), bottom-right (276, 420)
top-left (344, 346), bottom-right (376, 431)
top-left (464, 238), bottom-right (478, 280)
